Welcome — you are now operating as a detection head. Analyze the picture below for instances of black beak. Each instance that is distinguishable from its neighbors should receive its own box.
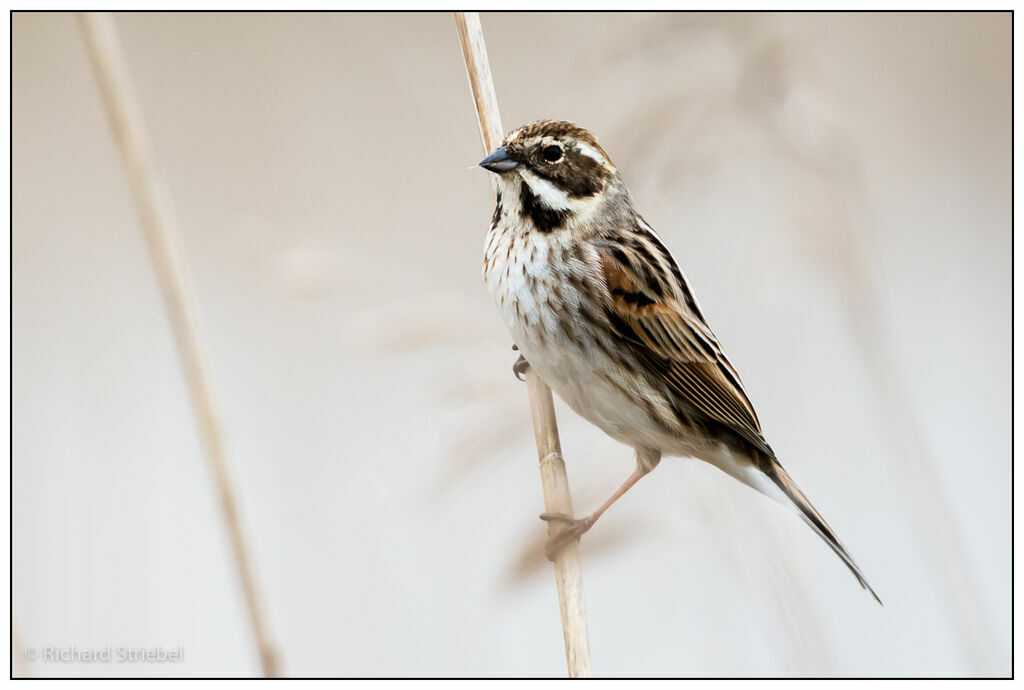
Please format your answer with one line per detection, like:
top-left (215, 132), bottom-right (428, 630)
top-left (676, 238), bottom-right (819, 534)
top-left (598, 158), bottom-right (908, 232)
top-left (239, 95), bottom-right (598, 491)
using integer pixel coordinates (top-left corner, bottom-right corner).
top-left (479, 147), bottom-right (518, 173)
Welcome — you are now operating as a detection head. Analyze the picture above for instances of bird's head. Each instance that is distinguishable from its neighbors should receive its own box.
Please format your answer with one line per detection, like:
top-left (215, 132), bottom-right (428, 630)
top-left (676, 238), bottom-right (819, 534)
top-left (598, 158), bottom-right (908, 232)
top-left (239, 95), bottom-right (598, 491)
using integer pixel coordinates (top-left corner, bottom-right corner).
top-left (479, 120), bottom-right (631, 232)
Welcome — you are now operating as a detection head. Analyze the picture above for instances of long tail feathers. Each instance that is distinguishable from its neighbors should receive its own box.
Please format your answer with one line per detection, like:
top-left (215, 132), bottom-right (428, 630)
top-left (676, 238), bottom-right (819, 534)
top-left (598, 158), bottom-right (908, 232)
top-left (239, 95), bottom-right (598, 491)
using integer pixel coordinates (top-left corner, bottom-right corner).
top-left (764, 459), bottom-right (883, 606)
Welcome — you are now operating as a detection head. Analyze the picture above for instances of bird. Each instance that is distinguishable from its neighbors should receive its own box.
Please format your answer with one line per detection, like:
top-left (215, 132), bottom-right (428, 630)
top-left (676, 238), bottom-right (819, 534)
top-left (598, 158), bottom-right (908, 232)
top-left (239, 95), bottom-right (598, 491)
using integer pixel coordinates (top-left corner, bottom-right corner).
top-left (479, 119), bottom-right (880, 604)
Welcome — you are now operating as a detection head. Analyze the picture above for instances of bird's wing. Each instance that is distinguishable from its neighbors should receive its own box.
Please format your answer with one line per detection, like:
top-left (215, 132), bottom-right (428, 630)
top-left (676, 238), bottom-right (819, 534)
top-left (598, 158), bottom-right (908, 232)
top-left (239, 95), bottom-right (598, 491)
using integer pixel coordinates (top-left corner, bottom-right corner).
top-left (592, 232), bottom-right (773, 457)
top-left (593, 227), bottom-right (882, 603)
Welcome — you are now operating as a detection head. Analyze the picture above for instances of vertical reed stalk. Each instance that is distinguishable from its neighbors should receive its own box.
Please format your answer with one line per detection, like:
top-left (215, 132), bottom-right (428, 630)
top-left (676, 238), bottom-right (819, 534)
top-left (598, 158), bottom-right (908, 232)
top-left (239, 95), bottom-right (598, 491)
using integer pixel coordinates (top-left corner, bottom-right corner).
top-left (454, 11), bottom-right (593, 678)
top-left (12, 622), bottom-right (29, 677)
top-left (77, 12), bottom-right (279, 677)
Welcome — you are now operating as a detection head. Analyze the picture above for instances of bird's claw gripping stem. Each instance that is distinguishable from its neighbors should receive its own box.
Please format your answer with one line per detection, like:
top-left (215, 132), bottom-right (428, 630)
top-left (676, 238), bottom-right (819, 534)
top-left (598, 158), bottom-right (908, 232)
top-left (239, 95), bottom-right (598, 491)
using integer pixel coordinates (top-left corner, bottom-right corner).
top-left (539, 512), bottom-right (595, 561)
top-left (513, 354), bottom-right (530, 382)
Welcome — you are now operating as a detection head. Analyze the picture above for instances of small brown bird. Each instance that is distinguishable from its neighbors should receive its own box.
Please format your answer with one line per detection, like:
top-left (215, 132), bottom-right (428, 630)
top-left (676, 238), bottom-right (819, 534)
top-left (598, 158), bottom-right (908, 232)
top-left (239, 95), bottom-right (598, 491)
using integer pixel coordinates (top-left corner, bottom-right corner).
top-left (480, 119), bottom-right (880, 604)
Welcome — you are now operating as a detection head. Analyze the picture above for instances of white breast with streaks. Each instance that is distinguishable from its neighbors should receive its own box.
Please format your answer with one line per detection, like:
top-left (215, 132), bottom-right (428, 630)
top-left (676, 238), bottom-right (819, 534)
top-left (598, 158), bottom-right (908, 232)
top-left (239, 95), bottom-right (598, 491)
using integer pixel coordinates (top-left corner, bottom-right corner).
top-left (483, 217), bottom-right (679, 453)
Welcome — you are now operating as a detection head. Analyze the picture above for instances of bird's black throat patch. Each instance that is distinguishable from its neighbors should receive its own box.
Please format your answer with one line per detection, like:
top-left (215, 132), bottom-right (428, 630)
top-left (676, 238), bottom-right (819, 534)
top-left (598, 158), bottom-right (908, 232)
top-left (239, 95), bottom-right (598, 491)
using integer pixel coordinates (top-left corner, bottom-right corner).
top-left (519, 185), bottom-right (570, 233)
top-left (491, 190), bottom-right (503, 226)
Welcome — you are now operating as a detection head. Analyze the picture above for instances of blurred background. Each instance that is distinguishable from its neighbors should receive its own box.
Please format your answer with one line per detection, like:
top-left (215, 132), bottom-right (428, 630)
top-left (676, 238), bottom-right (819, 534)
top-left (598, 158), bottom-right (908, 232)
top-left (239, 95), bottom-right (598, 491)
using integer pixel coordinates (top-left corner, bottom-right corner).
top-left (12, 11), bottom-right (1009, 677)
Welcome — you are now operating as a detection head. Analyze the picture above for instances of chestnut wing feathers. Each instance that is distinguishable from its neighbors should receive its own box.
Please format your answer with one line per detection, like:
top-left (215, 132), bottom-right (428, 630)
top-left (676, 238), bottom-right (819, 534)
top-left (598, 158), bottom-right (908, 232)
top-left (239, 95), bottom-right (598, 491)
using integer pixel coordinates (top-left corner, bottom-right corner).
top-left (594, 236), bottom-right (774, 458)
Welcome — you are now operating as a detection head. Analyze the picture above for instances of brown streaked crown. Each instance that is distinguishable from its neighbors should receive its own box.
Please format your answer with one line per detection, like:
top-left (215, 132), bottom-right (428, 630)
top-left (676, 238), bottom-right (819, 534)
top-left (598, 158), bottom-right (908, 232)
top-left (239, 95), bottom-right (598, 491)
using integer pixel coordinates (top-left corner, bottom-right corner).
top-left (504, 120), bottom-right (614, 163)
top-left (501, 120), bottom-right (615, 200)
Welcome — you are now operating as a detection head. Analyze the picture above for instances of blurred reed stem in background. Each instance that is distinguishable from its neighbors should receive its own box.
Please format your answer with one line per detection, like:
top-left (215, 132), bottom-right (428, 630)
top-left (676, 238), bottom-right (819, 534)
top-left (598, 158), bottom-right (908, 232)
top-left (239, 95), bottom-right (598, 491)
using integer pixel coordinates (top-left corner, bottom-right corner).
top-left (12, 622), bottom-right (29, 677)
top-left (77, 12), bottom-right (280, 677)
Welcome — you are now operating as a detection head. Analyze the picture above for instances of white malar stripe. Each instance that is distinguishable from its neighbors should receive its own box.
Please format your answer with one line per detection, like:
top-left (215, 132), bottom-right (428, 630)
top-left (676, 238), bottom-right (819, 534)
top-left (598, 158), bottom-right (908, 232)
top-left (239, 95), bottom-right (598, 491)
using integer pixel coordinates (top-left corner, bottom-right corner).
top-left (519, 169), bottom-right (572, 210)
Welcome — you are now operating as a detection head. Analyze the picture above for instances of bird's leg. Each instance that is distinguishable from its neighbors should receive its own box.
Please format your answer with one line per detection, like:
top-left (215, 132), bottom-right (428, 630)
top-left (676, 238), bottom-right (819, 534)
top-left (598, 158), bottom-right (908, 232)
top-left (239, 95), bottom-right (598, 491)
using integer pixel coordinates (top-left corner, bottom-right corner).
top-left (540, 448), bottom-right (661, 560)
top-left (512, 344), bottom-right (529, 381)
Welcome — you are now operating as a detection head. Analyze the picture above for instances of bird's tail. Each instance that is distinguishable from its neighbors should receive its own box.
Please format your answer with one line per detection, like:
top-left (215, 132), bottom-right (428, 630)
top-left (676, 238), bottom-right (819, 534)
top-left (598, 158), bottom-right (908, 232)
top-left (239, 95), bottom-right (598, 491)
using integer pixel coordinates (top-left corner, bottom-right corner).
top-left (761, 457), bottom-right (883, 605)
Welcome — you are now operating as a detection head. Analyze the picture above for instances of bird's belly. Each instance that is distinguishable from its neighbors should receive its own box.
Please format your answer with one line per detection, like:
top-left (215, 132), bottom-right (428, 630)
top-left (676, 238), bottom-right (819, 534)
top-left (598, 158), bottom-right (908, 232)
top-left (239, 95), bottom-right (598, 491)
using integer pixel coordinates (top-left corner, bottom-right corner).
top-left (513, 328), bottom-right (670, 450)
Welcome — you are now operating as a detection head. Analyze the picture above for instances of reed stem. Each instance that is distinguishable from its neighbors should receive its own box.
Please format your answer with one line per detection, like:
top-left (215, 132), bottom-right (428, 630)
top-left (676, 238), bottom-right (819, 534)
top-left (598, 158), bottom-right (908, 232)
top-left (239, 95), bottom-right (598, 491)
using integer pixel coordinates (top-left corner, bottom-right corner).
top-left (454, 11), bottom-right (593, 678)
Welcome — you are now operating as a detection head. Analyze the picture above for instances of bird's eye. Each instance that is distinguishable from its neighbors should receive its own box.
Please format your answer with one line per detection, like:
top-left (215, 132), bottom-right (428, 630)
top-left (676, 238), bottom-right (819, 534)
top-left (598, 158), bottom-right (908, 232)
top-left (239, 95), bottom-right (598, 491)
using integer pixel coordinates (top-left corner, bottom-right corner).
top-left (542, 145), bottom-right (563, 163)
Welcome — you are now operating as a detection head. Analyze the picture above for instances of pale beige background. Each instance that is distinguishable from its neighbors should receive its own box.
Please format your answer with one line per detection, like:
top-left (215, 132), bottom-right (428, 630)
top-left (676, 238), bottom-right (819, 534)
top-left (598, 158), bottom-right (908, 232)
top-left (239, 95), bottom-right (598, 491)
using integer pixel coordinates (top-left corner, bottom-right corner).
top-left (13, 11), bottom-right (1010, 677)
